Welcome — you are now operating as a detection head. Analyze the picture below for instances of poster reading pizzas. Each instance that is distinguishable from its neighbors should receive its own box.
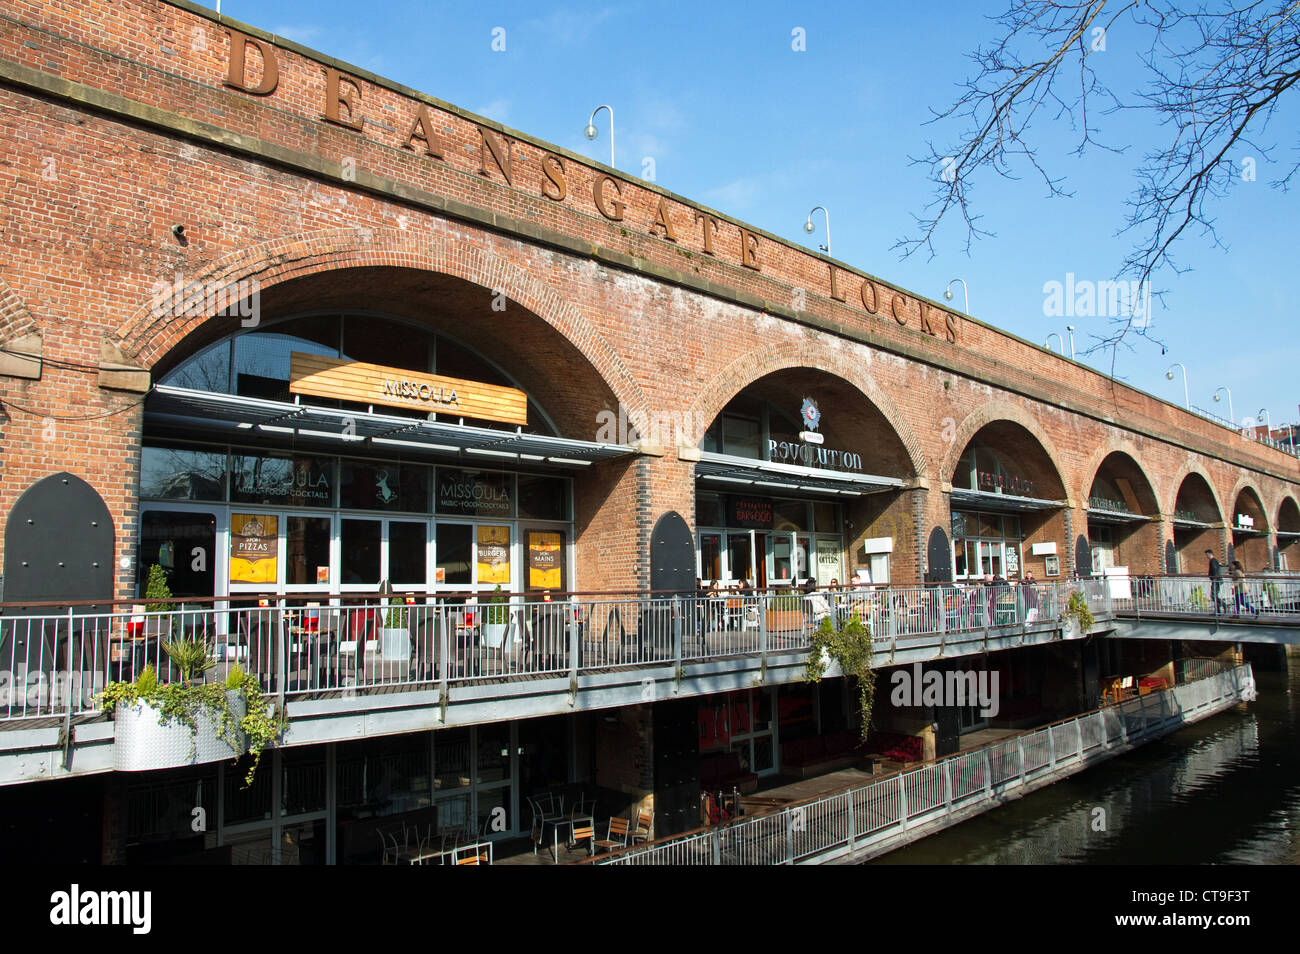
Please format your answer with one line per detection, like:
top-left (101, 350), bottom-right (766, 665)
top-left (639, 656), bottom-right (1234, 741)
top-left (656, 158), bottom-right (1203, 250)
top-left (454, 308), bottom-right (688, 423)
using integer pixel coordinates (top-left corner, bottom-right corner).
top-left (230, 513), bottom-right (278, 584)
top-left (476, 525), bottom-right (511, 585)
top-left (528, 531), bottom-right (563, 590)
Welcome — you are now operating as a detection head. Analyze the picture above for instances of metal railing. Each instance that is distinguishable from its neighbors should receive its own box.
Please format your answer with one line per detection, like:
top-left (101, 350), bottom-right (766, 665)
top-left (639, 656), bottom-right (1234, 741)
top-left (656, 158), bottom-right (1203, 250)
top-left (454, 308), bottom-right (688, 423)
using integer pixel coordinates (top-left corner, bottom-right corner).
top-left (1110, 573), bottom-right (1300, 621)
top-left (0, 580), bottom-right (1113, 723)
top-left (593, 662), bottom-right (1253, 865)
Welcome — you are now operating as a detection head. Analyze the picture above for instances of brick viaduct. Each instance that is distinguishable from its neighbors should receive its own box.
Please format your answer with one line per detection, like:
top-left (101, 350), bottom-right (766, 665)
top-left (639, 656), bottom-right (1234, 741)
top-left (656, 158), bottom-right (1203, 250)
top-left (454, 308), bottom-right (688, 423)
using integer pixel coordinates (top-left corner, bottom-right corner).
top-left (0, 0), bottom-right (1297, 599)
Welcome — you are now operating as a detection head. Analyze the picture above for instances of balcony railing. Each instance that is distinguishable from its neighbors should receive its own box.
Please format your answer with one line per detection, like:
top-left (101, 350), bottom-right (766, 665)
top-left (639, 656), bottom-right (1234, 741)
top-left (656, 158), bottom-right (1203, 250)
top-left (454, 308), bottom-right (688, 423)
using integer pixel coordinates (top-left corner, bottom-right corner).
top-left (590, 661), bottom-right (1252, 866)
top-left (1110, 573), bottom-right (1300, 620)
top-left (0, 580), bottom-right (1115, 724)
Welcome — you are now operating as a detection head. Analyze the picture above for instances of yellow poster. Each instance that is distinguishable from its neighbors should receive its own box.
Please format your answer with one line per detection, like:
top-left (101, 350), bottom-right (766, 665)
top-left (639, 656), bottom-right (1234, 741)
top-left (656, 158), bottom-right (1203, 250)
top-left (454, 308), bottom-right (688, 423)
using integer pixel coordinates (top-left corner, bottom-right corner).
top-left (528, 531), bottom-right (563, 590)
top-left (230, 513), bottom-right (278, 584)
top-left (476, 525), bottom-right (511, 585)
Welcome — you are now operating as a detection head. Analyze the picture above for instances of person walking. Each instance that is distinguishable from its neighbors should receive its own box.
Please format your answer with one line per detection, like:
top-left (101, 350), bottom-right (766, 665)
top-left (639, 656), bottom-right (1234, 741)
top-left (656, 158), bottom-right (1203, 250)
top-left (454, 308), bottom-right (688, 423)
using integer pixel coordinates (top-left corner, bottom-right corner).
top-left (1205, 549), bottom-right (1227, 615)
top-left (1231, 560), bottom-right (1259, 617)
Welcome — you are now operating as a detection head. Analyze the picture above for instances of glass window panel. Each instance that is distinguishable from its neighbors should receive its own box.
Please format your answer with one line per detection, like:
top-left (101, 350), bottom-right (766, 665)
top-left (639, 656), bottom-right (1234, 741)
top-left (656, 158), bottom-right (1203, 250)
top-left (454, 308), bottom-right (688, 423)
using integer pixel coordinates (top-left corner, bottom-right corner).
top-left (233, 315), bottom-right (339, 401)
top-left (771, 535), bottom-right (793, 583)
top-left (389, 521), bottom-right (427, 585)
top-left (224, 760), bottom-right (272, 825)
top-left (281, 749), bottom-right (327, 815)
top-left (699, 534), bottom-right (722, 582)
top-left (435, 469), bottom-right (513, 518)
top-left (953, 538), bottom-right (967, 577)
top-left (812, 502), bottom-right (838, 534)
top-left (476, 724), bottom-right (511, 783)
top-left (138, 511), bottom-right (216, 599)
top-left (476, 786), bottom-right (511, 837)
top-left (978, 514), bottom-right (1001, 538)
top-left (341, 519), bottom-right (381, 584)
top-left (280, 819), bottom-right (327, 866)
top-left (722, 414), bottom-right (761, 458)
top-left (340, 459), bottom-right (429, 512)
top-left (140, 444), bottom-right (227, 501)
top-left (160, 340), bottom-right (231, 393)
top-left (341, 315), bottom-right (434, 374)
top-left (230, 453), bottom-right (334, 508)
top-left (727, 533), bottom-right (752, 585)
top-left (436, 523), bottom-right (473, 585)
top-left (434, 729), bottom-right (471, 792)
top-left (516, 474), bottom-right (569, 521)
top-left (286, 516), bottom-right (331, 587)
top-left (951, 511), bottom-right (969, 539)
top-left (773, 500), bottom-right (808, 532)
top-left (696, 493), bottom-right (723, 528)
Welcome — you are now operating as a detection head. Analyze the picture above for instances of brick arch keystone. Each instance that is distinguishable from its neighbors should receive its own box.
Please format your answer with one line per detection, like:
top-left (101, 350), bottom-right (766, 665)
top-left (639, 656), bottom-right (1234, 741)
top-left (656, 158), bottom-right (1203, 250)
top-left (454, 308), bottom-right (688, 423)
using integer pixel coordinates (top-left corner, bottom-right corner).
top-left (686, 342), bottom-right (927, 477)
top-left (940, 401), bottom-right (1070, 499)
top-left (110, 227), bottom-right (650, 415)
top-left (1166, 465), bottom-right (1226, 525)
top-left (1076, 438), bottom-right (1162, 516)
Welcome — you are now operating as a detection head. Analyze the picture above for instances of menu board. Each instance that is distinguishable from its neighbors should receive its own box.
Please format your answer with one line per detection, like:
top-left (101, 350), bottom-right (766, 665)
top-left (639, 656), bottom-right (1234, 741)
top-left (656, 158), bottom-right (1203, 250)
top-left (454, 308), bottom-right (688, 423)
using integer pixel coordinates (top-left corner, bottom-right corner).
top-left (476, 525), bottom-right (511, 585)
top-left (230, 513), bottom-right (278, 584)
top-left (816, 539), bottom-right (841, 579)
top-left (527, 531), bottom-right (563, 589)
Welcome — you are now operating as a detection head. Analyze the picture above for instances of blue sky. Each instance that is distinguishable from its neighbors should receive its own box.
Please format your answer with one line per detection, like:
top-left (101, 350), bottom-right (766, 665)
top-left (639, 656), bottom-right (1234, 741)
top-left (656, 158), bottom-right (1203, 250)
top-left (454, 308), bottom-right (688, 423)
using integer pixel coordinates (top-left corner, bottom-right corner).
top-left (204, 0), bottom-right (1299, 430)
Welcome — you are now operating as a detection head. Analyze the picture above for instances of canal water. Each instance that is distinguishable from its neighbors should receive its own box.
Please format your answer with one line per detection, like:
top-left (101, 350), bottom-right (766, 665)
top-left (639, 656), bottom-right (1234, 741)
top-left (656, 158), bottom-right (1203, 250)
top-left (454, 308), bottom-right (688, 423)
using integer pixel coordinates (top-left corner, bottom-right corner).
top-left (873, 657), bottom-right (1300, 865)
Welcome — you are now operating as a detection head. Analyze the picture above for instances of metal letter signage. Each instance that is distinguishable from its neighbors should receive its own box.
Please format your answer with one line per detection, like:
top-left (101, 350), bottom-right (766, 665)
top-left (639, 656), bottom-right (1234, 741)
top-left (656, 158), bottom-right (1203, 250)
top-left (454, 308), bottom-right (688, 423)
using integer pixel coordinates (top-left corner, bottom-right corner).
top-left (288, 352), bottom-right (528, 426)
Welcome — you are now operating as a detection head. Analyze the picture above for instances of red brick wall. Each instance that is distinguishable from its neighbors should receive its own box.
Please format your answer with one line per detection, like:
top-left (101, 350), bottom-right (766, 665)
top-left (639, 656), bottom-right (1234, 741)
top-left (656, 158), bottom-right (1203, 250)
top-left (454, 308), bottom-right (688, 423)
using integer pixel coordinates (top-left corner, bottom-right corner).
top-left (1, 0), bottom-right (1298, 597)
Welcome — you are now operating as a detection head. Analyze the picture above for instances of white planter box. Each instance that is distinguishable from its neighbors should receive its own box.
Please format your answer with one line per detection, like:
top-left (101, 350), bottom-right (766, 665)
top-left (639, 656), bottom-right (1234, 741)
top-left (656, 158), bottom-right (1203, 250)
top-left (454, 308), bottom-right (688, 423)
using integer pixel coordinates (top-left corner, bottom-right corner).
top-left (482, 622), bottom-right (509, 649)
top-left (380, 627), bottom-right (410, 660)
top-left (113, 690), bottom-right (245, 772)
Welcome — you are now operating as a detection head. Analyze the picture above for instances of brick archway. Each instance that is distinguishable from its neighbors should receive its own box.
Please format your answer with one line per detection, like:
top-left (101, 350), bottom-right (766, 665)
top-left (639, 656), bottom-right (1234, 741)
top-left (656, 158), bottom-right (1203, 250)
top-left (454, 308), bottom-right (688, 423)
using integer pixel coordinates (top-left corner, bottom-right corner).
top-left (1077, 440), bottom-right (1161, 515)
top-left (685, 341), bottom-right (927, 477)
top-left (1167, 465), bottom-right (1225, 524)
top-left (940, 400), bottom-right (1069, 498)
top-left (109, 227), bottom-right (650, 414)
top-left (1226, 478), bottom-right (1270, 530)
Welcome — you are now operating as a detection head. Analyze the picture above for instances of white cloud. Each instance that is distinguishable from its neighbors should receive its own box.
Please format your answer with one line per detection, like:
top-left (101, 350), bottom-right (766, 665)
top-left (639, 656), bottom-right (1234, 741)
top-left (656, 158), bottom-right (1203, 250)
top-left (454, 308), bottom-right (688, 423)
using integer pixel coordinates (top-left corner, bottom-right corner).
top-left (270, 24), bottom-right (323, 45)
top-left (474, 99), bottom-right (511, 124)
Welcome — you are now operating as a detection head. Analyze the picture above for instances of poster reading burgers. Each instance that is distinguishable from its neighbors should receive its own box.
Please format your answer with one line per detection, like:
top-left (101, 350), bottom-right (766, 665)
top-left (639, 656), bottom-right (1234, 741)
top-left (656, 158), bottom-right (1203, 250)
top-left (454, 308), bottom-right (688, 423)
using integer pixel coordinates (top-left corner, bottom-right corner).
top-left (230, 513), bottom-right (278, 584)
top-left (476, 525), bottom-right (511, 585)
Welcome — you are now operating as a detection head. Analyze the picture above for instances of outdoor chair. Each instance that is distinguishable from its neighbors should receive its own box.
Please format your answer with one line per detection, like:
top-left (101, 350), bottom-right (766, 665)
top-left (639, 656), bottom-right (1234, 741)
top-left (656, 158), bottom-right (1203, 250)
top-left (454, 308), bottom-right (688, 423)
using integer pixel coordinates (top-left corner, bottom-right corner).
top-left (568, 822), bottom-right (595, 858)
top-left (630, 810), bottom-right (653, 845)
top-left (593, 816), bottom-right (631, 854)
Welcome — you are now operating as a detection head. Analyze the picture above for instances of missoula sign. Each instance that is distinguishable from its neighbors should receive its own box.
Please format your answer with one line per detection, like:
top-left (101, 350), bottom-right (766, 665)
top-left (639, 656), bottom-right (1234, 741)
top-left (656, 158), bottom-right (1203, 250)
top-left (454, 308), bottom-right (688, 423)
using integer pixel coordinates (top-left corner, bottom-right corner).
top-left (218, 28), bottom-right (961, 345)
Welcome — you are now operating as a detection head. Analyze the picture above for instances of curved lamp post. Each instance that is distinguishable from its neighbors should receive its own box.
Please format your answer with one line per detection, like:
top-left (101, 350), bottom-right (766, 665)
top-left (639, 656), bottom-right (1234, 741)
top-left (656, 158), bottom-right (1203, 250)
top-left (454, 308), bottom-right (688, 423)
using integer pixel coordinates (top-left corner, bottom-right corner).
top-left (803, 206), bottom-right (830, 256)
top-left (1045, 332), bottom-right (1064, 354)
top-left (584, 105), bottom-right (614, 168)
top-left (1165, 363), bottom-right (1189, 408)
top-left (943, 278), bottom-right (969, 316)
top-left (1213, 386), bottom-right (1234, 424)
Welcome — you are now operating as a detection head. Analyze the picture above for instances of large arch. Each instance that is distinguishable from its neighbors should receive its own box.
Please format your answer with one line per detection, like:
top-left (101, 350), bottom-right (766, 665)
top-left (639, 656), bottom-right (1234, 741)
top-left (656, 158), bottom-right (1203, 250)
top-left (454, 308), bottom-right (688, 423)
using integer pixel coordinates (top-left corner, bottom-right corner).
top-left (1277, 496), bottom-right (1300, 570)
top-left (940, 401), bottom-right (1069, 499)
top-left (1228, 483), bottom-right (1270, 570)
top-left (1169, 470), bottom-right (1225, 574)
top-left (687, 341), bottom-right (927, 477)
top-left (111, 226), bottom-right (651, 418)
top-left (945, 412), bottom-right (1070, 582)
top-left (1084, 450), bottom-right (1162, 575)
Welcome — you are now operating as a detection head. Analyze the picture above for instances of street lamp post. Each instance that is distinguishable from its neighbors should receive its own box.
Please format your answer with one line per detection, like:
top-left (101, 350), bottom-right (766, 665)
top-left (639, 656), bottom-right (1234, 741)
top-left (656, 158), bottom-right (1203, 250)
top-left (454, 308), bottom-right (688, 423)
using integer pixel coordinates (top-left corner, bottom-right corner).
top-left (944, 278), bottom-right (969, 316)
top-left (1045, 333), bottom-right (1064, 354)
top-left (1213, 386), bottom-right (1234, 424)
top-left (803, 206), bottom-right (830, 256)
top-left (584, 105), bottom-right (615, 168)
top-left (1258, 408), bottom-right (1272, 442)
top-left (1066, 325), bottom-right (1076, 359)
top-left (1165, 363), bottom-right (1189, 409)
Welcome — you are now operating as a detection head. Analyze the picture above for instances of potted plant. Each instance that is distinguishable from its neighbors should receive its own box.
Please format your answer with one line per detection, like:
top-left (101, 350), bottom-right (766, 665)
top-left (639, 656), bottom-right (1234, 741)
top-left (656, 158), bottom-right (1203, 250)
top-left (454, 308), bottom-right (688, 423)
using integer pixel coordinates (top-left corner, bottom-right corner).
top-left (142, 564), bottom-right (177, 637)
top-left (379, 602), bottom-right (410, 660)
top-left (101, 640), bottom-right (285, 783)
top-left (1062, 590), bottom-right (1095, 638)
top-left (482, 585), bottom-right (511, 649)
top-left (765, 589), bottom-right (804, 634)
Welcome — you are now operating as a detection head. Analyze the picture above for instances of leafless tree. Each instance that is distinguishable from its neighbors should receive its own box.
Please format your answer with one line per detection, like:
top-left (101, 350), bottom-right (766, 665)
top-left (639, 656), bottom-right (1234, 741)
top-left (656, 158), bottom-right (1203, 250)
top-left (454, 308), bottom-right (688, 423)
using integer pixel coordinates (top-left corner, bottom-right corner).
top-left (898, 0), bottom-right (1300, 359)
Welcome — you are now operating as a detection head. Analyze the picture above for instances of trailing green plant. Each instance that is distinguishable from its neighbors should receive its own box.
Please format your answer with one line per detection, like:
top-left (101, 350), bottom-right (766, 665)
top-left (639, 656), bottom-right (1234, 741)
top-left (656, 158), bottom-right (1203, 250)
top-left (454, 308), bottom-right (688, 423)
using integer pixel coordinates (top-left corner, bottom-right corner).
top-left (99, 661), bottom-right (286, 787)
top-left (485, 584), bottom-right (509, 625)
top-left (144, 564), bottom-right (174, 614)
top-left (1063, 590), bottom-right (1095, 632)
top-left (163, 635), bottom-right (216, 686)
top-left (805, 614), bottom-right (877, 740)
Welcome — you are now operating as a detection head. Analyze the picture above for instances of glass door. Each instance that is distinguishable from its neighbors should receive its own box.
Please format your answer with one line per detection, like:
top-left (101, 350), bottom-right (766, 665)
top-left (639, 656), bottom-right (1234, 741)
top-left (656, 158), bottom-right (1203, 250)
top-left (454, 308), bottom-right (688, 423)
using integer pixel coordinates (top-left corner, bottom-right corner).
top-left (726, 532), bottom-right (754, 587)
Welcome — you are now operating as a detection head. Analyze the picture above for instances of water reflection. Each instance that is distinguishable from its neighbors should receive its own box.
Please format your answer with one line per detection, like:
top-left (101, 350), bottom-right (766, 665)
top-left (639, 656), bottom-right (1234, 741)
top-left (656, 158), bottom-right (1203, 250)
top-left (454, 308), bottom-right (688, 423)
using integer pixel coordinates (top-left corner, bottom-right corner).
top-left (873, 660), bottom-right (1300, 865)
